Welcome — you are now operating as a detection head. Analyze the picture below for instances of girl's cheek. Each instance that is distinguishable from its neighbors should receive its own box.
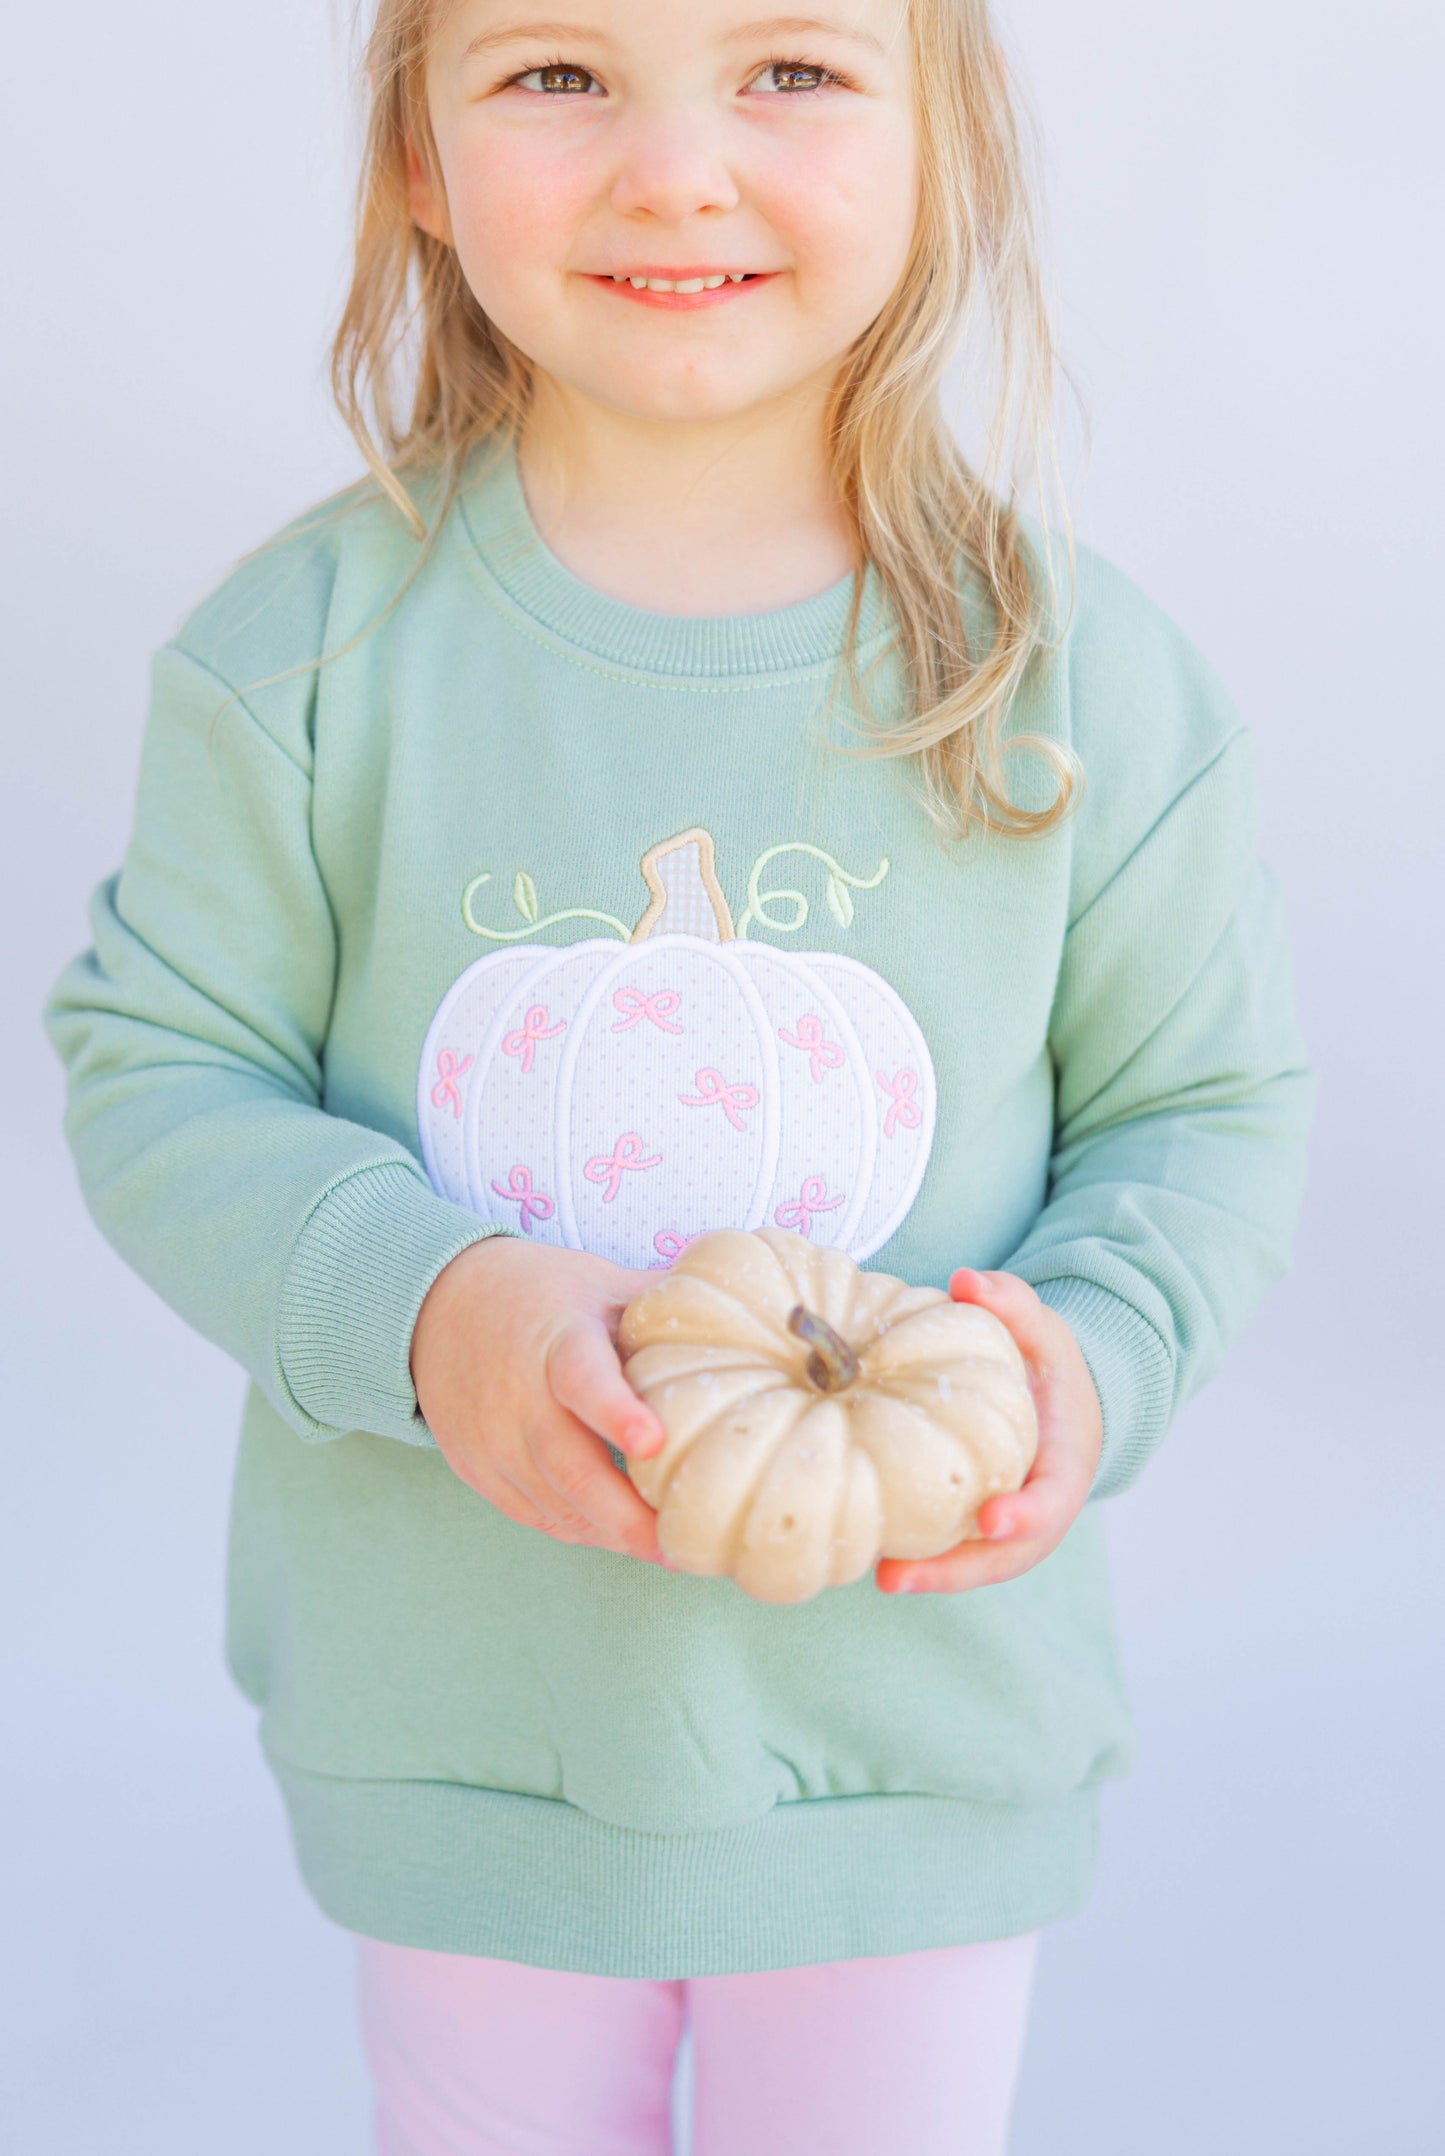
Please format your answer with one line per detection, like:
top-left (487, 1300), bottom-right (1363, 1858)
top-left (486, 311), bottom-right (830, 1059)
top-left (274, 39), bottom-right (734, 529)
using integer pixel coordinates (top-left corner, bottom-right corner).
top-left (760, 134), bottom-right (918, 307)
top-left (444, 137), bottom-right (592, 305)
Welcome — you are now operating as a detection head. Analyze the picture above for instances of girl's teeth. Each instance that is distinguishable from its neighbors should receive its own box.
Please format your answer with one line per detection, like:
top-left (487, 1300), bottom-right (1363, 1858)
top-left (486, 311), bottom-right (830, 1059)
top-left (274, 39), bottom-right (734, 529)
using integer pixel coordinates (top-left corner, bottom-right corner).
top-left (613, 273), bottom-right (750, 292)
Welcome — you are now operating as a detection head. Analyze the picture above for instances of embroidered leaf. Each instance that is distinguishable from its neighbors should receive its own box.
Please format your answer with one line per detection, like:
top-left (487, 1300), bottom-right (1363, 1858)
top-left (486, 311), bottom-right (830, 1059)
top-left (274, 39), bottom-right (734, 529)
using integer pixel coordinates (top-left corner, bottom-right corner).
top-left (513, 870), bottom-right (539, 924)
top-left (826, 873), bottom-right (854, 930)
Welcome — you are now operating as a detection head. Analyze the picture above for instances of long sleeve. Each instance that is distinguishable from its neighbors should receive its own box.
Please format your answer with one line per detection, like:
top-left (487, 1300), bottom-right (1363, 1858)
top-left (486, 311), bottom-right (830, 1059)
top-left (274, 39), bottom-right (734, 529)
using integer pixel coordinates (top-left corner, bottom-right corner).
top-left (1006, 726), bottom-right (1315, 1502)
top-left (42, 643), bottom-right (507, 1446)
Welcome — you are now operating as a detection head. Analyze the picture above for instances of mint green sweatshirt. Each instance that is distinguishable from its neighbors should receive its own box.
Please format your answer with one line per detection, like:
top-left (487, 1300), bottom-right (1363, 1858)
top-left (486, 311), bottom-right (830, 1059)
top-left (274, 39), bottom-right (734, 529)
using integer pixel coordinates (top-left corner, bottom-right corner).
top-left (43, 441), bottom-right (1312, 1977)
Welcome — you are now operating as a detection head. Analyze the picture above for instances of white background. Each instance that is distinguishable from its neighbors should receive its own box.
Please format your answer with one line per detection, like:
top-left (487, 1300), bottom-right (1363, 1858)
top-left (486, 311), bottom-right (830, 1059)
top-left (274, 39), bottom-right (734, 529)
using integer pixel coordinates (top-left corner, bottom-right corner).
top-left (3, 2), bottom-right (1442, 2148)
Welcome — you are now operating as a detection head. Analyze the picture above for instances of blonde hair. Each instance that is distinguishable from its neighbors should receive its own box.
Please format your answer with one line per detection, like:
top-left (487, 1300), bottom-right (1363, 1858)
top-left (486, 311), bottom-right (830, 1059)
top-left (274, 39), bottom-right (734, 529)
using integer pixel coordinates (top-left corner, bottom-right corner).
top-left (330, 0), bottom-right (1077, 837)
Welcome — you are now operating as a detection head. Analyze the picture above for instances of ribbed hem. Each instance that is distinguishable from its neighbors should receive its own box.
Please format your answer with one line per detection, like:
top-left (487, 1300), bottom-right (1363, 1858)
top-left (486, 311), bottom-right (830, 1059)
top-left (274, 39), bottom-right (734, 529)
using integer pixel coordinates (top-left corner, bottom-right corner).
top-left (457, 436), bottom-right (892, 682)
top-left (270, 1761), bottom-right (1099, 1978)
top-left (1028, 1276), bottom-right (1176, 1503)
top-left (278, 1161), bottom-right (512, 1446)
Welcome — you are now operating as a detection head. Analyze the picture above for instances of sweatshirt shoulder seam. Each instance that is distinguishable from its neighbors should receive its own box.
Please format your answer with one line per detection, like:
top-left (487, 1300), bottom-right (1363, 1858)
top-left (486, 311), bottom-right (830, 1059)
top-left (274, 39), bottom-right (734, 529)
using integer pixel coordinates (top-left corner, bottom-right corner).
top-left (1065, 725), bottom-right (1250, 936)
top-left (163, 642), bottom-right (313, 782)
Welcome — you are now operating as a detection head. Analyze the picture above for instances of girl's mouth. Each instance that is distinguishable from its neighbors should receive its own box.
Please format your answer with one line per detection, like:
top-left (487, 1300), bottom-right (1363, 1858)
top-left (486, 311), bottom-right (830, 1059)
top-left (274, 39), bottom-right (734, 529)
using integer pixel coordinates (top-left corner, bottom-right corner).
top-left (587, 271), bottom-right (774, 310)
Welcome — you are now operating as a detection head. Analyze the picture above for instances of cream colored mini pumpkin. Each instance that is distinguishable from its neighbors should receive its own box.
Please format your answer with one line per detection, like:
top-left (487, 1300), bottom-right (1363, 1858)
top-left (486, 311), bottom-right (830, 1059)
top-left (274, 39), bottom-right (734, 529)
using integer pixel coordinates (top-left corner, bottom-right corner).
top-left (619, 1227), bottom-right (1038, 1605)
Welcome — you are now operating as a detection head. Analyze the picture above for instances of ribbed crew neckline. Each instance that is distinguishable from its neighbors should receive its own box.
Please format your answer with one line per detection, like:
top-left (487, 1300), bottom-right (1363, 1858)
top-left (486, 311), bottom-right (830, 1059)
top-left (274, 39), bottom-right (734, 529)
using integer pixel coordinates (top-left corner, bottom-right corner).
top-left (457, 436), bottom-right (891, 681)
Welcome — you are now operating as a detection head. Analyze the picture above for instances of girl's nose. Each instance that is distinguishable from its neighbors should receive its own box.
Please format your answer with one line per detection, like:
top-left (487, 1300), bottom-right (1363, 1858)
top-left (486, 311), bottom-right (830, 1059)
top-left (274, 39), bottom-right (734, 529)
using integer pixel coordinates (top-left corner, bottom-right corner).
top-left (607, 106), bottom-right (742, 225)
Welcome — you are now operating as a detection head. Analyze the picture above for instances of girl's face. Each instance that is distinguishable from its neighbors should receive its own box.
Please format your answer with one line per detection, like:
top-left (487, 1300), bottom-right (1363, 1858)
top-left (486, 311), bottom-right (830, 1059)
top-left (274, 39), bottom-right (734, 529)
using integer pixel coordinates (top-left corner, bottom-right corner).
top-left (414, 0), bottom-right (920, 428)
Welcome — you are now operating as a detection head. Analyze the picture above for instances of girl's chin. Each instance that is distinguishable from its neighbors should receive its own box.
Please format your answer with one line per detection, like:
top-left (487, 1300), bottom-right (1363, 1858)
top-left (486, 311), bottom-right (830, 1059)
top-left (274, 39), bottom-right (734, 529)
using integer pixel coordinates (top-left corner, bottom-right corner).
top-left (541, 365), bottom-right (812, 430)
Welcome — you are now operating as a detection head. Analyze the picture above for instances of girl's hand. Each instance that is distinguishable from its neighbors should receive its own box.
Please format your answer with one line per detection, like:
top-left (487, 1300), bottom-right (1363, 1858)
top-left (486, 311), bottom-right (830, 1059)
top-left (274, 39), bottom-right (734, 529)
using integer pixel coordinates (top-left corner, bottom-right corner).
top-left (875, 1269), bottom-right (1103, 1597)
top-left (410, 1237), bottom-right (674, 1567)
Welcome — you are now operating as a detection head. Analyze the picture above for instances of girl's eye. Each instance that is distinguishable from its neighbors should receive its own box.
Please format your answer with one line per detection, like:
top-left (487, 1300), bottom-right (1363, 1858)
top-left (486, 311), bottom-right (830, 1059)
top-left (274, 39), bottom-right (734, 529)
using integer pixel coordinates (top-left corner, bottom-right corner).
top-left (511, 63), bottom-right (602, 96)
top-left (746, 59), bottom-right (844, 95)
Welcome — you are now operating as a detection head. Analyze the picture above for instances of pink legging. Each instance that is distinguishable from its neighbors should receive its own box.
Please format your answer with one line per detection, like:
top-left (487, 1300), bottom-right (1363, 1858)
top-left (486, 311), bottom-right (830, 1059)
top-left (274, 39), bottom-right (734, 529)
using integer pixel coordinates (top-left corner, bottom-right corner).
top-left (356, 1930), bottom-right (1041, 2156)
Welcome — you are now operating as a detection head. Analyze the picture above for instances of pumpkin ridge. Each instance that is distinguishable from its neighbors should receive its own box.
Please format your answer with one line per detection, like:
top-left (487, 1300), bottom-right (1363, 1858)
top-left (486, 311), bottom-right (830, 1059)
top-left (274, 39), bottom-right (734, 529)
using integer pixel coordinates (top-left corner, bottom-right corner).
top-left (621, 1270), bottom-right (792, 1358)
top-left (858, 1304), bottom-right (1023, 1379)
top-left (849, 1383), bottom-right (988, 1476)
top-left (828, 1426), bottom-right (883, 1581)
top-left (750, 1226), bottom-right (830, 1308)
top-left (843, 1280), bottom-right (899, 1335)
top-left (644, 1372), bottom-right (798, 1512)
top-left (857, 1340), bottom-right (1007, 1384)
top-left (721, 1388), bottom-right (816, 1575)
top-left (875, 1379), bottom-right (1035, 1476)
top-left (733, 1395), bottom-right (852, 1601)
top-left (665, 1231), bottom-right (791, 1294)
top-left (868, 1364), bottom-right (1034, 1424)
top-left (624, 1347), bottom-right (794, 1391)
top-left (623, 1353), bottom-right (795, 1443)
top-left (861, 1280), bottom-right (949, 1329)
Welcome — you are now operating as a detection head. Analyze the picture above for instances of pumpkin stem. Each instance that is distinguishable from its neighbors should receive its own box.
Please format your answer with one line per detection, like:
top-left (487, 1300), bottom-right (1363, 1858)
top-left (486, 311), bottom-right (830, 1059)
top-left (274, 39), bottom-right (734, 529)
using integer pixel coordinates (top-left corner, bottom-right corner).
top-left (632, 828), bottom-right (736, 943)
top-left (788, 1304), bottom-right (860, 1393)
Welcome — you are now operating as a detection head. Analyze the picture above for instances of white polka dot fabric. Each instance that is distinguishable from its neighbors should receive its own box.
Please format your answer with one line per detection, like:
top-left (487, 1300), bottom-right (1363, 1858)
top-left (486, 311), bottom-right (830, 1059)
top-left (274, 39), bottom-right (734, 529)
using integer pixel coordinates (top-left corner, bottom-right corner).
top-left (417, 932), bottom-right (935, 1267)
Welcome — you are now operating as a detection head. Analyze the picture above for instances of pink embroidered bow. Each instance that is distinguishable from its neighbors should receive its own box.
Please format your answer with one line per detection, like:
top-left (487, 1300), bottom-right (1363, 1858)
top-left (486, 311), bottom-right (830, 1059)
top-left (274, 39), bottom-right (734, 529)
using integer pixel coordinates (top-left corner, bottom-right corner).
top-left (678, 1068), bottom-right (759, 1132)
top-left (501, 1004), bottom-right (566, 1074)
top-left (778, 1014), bottom-right (845, 1084)
top-left (877, 1066), bottom-right (922, 1139)
top-left (583, 1132), bottom-right (663, 1204)
top-left (651, 1230), bottom-right (701, 1268)
top-left (430, 1048), bottom-right (473, 1120)
top-left (489, 1164), bottom-right (554, 1233)
top-left (774, 1177), bottom-right (845, 1237)
top-left (612, 986), bottom-right (683, 1035)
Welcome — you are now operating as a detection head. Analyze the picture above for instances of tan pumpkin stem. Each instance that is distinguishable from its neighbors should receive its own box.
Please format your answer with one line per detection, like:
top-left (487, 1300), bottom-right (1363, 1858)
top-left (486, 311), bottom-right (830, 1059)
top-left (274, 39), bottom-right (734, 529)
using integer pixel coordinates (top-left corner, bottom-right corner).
top-left (787, 1305), bottom-right (860, 1393)
top-left (632, 828), bottom-right (736, 943)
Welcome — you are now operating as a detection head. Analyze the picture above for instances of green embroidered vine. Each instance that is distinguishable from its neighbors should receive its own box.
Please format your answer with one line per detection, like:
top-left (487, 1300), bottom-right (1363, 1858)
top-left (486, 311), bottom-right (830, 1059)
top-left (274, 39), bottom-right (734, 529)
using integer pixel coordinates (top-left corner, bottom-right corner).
top-left (461, 869), bottom-right (629, 943)
top-left (461, 836), bottom-right (890, 944)
top-left (733, 844), bottom-right (890, 939)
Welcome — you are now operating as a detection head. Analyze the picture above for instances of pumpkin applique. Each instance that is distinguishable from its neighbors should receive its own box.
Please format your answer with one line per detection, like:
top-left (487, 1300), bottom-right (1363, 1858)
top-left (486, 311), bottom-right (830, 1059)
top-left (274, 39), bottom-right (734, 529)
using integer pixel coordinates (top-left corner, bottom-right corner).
top-left (417, 828), bottom-right (936, 1269)
top-left (619, 1227), bottom-right (1039, 1605)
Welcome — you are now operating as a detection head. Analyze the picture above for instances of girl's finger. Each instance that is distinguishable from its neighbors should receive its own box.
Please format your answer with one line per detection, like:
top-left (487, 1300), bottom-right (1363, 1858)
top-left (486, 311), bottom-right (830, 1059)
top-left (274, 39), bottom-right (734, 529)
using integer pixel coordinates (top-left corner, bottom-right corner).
top-left (898, 1441), bottom-right (1098, 1597)
top-left (948, 1267), bottom-right (1061, 1370)
top-left (458, 1459), bottom-right (592, 1546)
top-left (879, 1537), bottom-right (1040, 1595)
top-left (546, 1316), bottom-right (665, 1458)
top-left (527, 1406), bottom-right (670, 1564)
top-left (974, 1424), bottom-right (1086, 1543)
top-left (951, 1267), bottom-right (1105, 1495)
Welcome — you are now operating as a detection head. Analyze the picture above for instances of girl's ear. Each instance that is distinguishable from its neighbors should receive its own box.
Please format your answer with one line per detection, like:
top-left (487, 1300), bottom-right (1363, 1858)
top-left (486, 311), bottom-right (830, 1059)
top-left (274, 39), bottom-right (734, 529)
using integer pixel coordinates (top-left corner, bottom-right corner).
top-left (405, 131), bottom-right (451, 243)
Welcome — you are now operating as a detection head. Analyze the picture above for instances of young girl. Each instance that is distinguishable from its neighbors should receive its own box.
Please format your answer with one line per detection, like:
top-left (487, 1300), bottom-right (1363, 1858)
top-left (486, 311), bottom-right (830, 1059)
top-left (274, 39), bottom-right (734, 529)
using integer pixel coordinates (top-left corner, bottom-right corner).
top-left (44, 0), bottom-right (1313, 2148)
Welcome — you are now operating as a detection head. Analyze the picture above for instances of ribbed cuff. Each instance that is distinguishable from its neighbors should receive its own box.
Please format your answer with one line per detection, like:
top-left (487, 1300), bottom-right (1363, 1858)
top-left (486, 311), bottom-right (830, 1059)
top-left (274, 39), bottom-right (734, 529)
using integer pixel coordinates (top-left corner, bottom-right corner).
top-left (1028, 1277), bottom-right (1176, 1503)
top-left (278, 1161), bottom-right (512, 1446)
